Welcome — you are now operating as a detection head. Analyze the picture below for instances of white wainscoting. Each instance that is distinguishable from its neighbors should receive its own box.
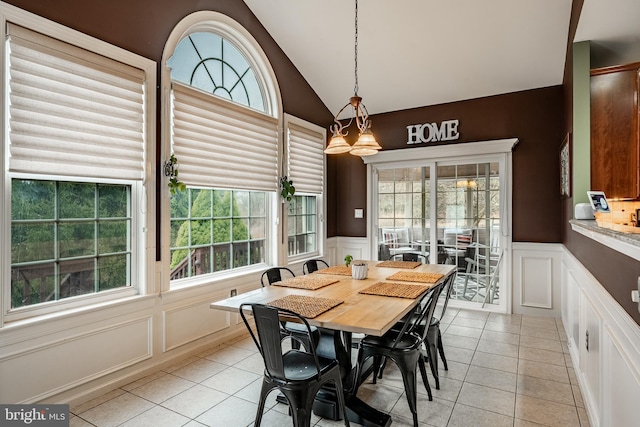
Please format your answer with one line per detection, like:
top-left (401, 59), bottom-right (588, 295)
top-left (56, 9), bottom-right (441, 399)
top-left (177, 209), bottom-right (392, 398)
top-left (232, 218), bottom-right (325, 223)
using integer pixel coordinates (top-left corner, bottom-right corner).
top-left (0, 311), bottom-right (153, 403)
top-left (562, 249), bottom-right (640, 427)
top-left (325, 236), bottom-right (370, 266)
top-left (512, 242), bottom-right (563, 316)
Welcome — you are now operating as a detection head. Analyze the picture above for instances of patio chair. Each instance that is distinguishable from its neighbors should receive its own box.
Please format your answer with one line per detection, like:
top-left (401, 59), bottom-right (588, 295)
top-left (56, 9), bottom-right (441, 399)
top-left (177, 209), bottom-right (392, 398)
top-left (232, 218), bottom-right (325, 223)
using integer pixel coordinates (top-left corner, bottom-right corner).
top-left (460, 251), bottom-right (503, 307)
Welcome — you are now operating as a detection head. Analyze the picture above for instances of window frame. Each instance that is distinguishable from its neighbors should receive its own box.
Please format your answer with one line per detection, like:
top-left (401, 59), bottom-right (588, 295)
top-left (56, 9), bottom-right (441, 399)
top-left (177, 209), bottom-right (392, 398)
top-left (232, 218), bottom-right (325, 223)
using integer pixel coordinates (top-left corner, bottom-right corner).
top-left (286, 193), bottom-right (323, 262)
top-left (161, 11), bottom-right (283, 291)
top-left (168, 187), bottom-right (270, 286)
top-left (283, 114), bottom-right (326, 264)
top-left (0, 5), bottom-right (156, 325)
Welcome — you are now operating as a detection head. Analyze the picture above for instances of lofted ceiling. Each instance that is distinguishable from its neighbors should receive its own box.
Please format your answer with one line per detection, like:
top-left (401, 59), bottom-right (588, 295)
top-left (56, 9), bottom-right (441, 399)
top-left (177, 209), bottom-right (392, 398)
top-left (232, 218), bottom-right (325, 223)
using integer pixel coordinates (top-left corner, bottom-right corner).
top-left (244, 0), bottom-right (640, 116)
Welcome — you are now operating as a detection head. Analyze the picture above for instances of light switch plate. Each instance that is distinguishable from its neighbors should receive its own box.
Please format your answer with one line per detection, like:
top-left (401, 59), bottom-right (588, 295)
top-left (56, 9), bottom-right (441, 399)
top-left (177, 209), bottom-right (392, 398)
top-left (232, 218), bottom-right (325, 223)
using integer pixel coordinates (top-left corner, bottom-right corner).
top-left (354, 208), bottom-right (363, 219)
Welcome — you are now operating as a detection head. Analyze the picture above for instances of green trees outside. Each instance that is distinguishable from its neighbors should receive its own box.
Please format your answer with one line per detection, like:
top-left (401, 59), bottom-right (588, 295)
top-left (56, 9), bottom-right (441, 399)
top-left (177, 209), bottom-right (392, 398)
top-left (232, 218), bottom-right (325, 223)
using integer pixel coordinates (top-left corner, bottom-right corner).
top-left (10, 179), bottom-right (131, 308)
top-left (170, 189), bottom-right (252, 272)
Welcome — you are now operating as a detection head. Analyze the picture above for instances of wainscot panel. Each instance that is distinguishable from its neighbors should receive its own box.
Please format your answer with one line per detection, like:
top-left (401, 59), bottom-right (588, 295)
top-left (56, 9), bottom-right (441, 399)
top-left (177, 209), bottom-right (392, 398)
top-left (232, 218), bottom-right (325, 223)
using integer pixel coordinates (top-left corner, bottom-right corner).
top-left (513, 243), bottom-right (563, 316)
top-left (562, 249), bottom-right (640, 427)
top-left (163, 301), bottom-right (229, 352)
top-left (0, 316), bottom-right (152, 403)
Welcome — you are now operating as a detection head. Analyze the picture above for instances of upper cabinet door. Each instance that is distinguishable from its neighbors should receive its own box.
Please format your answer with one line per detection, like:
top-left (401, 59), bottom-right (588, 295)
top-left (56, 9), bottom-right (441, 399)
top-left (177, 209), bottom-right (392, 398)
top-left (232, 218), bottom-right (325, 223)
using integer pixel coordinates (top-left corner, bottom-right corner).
top-left (590, 64), bottom-right (640, 200)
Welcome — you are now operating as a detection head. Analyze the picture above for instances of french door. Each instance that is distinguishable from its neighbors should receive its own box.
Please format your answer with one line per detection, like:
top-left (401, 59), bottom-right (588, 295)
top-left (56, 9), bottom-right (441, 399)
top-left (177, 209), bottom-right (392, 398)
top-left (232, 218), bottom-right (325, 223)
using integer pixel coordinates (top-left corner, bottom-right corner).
top-left (372, 151), bottom-right (510, 311)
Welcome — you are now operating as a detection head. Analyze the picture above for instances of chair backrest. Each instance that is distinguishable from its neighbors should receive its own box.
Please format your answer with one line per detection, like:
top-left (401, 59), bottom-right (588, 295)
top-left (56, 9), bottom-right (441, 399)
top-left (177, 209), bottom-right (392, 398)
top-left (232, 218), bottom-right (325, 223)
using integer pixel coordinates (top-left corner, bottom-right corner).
top-left (240, 303), bottom-right (321, 381)
top-left (378, 243), bottom-right (391, 261)
top-left (302, 259), bottom-right (329, 274)
top-left (437, 272), bottom-right (457, 319)
top-left (487, 251), bottom-right (503, 287)
top-left (393, 282), bottom-right (444, 347)
top-left (260, 267), bottom-right (295, 287)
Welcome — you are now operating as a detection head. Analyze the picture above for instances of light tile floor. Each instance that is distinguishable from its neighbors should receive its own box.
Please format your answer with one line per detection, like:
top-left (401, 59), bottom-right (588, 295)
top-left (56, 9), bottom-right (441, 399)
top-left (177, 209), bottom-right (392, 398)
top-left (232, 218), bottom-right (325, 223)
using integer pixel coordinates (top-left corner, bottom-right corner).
top-left (69, 308), bottom-right (590, 427)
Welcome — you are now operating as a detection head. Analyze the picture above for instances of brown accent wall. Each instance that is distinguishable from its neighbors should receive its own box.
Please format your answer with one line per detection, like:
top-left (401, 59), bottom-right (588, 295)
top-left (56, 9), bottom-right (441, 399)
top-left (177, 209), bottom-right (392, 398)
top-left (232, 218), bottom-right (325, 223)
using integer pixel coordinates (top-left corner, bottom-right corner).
top-left (560, 0), bottom-right (640, 325)
top-left (4, 0), bottom-right (333, 259)
top-left (4, 0), bottom-right (332, 125)
top-left (328, 87), bottom-right (565, 243)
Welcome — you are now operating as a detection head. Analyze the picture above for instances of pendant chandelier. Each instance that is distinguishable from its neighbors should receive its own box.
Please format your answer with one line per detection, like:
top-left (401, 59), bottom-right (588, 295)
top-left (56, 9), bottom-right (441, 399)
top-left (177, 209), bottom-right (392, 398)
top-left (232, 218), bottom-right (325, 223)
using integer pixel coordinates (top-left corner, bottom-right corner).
top-left (324, 0), bottom-right (381, 156)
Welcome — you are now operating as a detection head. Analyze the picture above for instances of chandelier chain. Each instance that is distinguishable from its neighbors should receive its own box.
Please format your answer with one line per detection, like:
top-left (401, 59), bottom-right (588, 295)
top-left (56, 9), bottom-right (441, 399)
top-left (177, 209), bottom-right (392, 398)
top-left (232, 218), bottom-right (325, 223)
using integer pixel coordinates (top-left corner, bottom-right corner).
top-left (354, 0), bottom-right (358, 96)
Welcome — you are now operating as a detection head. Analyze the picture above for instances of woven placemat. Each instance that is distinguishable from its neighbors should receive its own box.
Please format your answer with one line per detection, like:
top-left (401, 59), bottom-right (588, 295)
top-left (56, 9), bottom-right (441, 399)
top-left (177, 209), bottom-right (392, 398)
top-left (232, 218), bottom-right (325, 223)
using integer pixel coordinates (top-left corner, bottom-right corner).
top-left (273, 276), bottom-right (339, 290)
top-left (359, 282), bottom-right (430, 299)
top-left (267, 294), bottom-right (343, 318)
top-left (315, 265), bottom-right (352, 276)
top-left (386, 271), bottom-right (444, 283)
top-left (376, 260), bottom-right (422, 269)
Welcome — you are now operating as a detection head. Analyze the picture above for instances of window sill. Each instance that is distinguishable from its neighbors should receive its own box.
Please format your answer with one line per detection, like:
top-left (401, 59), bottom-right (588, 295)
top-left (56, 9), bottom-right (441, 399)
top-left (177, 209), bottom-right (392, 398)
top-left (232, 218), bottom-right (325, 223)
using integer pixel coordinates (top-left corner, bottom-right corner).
top-left (570, 219), bottom-right (640, 261)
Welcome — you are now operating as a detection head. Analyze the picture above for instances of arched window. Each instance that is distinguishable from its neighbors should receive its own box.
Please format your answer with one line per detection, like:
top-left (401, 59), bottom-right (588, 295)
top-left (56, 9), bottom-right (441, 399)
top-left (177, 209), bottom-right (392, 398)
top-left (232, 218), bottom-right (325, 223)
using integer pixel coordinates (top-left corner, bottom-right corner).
top-left (168, 32), bottom-right (265, 111)
top-left (161, 12), bottom-right (282, 286)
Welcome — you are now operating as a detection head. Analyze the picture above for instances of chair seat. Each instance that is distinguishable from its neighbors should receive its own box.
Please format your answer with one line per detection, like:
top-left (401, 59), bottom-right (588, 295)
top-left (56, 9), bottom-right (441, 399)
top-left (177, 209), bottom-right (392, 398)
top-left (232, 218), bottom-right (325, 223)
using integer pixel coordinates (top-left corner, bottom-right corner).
top-left (282, 351), bottom-right (338, 381)
top-left (361, 330), bottom-right (421, 352)
top-left (283, 321), bottom-right (320, 349)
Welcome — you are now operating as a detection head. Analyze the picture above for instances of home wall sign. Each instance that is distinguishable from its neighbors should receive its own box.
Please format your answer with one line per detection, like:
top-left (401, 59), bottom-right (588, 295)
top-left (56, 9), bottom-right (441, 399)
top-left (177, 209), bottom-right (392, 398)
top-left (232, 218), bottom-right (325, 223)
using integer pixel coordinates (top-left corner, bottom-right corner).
top-left (406, 119), bottom-right (460, 145)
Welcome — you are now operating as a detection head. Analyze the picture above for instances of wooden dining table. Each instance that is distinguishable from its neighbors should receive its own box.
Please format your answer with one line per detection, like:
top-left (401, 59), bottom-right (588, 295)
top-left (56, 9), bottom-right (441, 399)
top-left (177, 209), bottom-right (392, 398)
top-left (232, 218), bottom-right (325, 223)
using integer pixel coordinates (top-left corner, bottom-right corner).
top-left (210, 260), bottom-right (456, 427)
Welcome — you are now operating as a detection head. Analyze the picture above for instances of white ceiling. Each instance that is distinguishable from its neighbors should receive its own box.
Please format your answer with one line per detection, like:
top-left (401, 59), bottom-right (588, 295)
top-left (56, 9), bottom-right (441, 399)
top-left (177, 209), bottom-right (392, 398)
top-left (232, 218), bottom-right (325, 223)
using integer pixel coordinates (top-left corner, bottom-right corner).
top-left (244, 0), bottom-right (640, 116)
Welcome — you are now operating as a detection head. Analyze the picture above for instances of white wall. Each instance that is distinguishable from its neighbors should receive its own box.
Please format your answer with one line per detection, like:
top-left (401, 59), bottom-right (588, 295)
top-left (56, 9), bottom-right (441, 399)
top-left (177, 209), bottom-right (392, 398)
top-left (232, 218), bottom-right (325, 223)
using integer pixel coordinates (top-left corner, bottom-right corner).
top-left (562, 249), bottom-right (640, 427)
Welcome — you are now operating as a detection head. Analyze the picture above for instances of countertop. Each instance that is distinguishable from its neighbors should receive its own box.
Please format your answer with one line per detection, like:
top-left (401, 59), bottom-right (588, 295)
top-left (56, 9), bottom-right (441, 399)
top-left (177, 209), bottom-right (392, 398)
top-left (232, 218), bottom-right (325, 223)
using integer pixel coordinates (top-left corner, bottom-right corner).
top-left (570, 219), bottom-right (640, 261)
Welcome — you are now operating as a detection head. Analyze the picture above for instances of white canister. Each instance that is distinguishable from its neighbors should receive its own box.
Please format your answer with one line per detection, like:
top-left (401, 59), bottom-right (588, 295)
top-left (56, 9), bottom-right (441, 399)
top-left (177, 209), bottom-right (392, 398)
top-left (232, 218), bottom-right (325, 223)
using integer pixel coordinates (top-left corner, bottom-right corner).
top-left (352, 262), bottom-right (368, 280)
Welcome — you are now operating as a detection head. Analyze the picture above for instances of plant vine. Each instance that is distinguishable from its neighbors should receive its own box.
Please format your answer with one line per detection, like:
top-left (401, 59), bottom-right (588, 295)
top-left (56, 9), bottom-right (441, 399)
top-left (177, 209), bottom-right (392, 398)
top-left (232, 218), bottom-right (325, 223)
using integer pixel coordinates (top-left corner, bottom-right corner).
top-left (280, 176), bottom-right (295, 202)
top-left (164, 154), bottom-right (186, 195)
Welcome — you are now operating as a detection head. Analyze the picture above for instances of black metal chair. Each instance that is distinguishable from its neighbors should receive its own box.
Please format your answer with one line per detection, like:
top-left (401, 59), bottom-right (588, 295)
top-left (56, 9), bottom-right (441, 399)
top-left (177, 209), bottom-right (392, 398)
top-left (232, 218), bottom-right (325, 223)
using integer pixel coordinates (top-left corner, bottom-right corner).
top-left (356, 282), bottom-right (444, 427)
top-left (378, 243), bottom-right (391, 261)
top-left (425, 272), bottom-right (456, 388)
top-left (381, 272), bottom-right (456, 389)
top-left (260, 267), bottom-right (295, 288)
top-left (240, 303), bottom-right (350, 427)
top-left (261, 267), bottom-right (318, 350)
top-left (302, 259), bottom-right (330, 274)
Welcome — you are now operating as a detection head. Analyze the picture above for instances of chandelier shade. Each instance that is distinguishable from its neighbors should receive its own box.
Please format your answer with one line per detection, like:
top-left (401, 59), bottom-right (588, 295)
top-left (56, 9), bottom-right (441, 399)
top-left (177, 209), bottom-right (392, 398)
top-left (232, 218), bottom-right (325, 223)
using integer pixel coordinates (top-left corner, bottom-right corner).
top-left (324, 0), bottom-right (380, 157)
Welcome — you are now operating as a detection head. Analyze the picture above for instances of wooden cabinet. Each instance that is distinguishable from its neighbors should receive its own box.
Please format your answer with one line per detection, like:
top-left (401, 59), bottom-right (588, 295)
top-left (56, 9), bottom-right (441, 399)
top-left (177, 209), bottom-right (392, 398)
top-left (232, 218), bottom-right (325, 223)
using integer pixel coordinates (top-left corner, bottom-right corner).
top-left (590, 63), bottom-right (640, 200)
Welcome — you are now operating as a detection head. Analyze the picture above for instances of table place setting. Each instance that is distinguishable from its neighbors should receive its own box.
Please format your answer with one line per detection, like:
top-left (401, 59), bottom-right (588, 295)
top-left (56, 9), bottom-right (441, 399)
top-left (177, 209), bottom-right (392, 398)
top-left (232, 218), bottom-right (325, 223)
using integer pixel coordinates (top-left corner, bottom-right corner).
top-left (315, 265), bottom-right (352, 276)
top-left (266, 294), bottom-right (344, 318)
top-left (386, 271), bottom-right (444, 283)
top-left (358, 281), bottom-right (431, 299)
top-left (376, 260), bottom-right (422, 269)
top-left (272, 275), bottom-right (340, 290)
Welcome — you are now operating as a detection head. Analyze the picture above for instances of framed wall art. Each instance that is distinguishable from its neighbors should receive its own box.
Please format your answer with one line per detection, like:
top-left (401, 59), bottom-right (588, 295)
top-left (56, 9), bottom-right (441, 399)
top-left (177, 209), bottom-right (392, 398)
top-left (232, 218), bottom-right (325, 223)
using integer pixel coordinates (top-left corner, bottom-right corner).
top-left (560, 133), bottom-right (571, 198)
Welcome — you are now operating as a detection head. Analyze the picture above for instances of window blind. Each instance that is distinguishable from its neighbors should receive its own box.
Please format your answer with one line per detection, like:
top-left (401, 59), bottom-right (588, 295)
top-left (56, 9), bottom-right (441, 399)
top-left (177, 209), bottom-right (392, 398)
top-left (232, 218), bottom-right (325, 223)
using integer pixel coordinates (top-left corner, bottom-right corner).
top-left (6, 23), bottom-right (146, 180)
top-left (172, 82), bottom-right (279, 192)
top-left (286, 116), bottom-right (325, 194)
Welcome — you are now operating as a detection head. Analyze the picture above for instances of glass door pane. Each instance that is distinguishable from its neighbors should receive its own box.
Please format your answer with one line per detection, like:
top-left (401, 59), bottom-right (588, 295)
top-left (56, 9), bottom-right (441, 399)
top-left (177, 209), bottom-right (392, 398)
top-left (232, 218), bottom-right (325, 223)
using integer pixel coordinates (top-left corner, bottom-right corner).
top-left (435, 162), bottom-right (501, 305)
top-left (375, 160), bottom-right (502, 308)
top-left (377, 167), bottom-right (430, 263)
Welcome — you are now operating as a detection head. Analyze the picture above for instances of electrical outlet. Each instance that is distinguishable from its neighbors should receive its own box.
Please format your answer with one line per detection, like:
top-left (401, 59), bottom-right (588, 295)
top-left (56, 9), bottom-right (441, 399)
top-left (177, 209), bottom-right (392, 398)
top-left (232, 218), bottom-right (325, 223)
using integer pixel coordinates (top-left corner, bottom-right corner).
top-left (230, 289), bottom-right (237, 297)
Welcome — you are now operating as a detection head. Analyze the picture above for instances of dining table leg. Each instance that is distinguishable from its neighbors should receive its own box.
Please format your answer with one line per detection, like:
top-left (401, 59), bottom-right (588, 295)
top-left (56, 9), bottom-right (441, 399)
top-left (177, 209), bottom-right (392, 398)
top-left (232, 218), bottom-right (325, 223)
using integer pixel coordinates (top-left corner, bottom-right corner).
top-left (312, 328), bottom-right (392, 427)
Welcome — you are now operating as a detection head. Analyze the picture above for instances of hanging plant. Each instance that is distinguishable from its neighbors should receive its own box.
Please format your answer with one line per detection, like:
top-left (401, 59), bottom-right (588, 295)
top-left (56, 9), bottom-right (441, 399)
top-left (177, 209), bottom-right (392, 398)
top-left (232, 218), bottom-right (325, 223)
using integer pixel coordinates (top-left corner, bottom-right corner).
top-left (164, 154), bottom-right (186, 195)
top-left (280, 176), bottom-right (295, 202)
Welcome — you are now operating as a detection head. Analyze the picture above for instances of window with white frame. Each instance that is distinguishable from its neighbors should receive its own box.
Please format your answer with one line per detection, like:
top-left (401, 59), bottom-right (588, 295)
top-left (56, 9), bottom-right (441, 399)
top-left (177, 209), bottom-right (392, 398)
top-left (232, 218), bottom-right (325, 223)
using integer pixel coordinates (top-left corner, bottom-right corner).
top-left (284, 115), bottom-right (325, 258)
top-left (165, 14), bottom-right (281, 283)
top-left (3, 20), bottom-right (153, 317)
